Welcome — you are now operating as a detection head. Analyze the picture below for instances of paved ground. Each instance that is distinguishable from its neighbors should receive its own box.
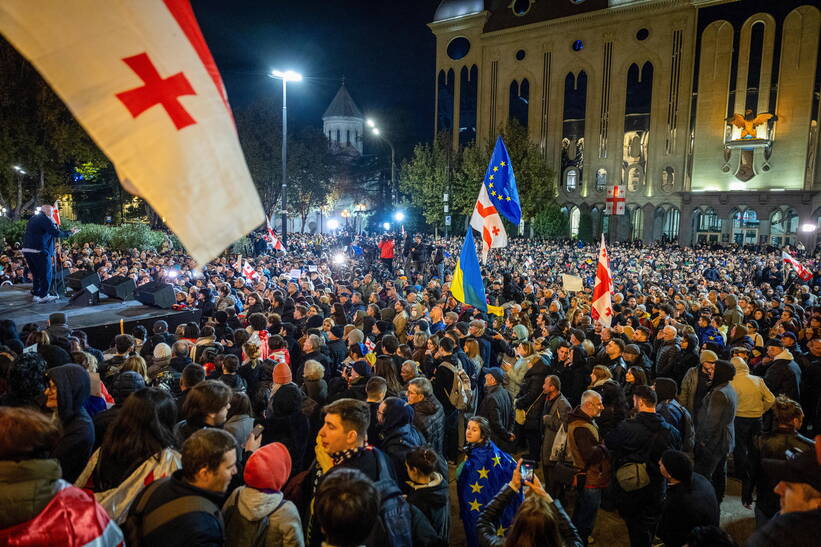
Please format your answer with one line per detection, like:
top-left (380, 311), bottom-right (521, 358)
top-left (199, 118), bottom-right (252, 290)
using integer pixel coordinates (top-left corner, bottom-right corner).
top-left (445, 468), bottom-right (756, 546)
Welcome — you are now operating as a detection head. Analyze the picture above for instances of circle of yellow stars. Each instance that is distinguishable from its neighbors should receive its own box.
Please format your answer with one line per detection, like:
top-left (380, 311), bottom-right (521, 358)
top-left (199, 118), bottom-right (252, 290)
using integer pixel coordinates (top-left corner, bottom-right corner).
top-left (466, 454), bottom-right (508, 536)
top-left (487, 161), bottom-right (512, 202)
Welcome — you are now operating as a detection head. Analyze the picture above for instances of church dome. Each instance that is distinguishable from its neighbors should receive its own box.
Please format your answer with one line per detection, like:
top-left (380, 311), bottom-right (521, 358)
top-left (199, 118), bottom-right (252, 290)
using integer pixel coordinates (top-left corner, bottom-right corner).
top-left (433, 0), bottom-right (484, 22)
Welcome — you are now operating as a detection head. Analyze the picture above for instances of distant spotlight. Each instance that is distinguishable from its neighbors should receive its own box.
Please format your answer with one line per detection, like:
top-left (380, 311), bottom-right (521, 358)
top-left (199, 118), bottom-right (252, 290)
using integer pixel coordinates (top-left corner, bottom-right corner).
top-left (393, 211), bottom-right (405, 222)
top-left (271, 69), bottom-right (302, 82)
top-left (366, 119), bottom-right (375, 128)
top-left (327, 218), bottom-right (340, 230)
top-left (801, 223), bottom-right (816, 233)
top-left (333, 253), bottom-right (346, 265)
top-left (372, 128), bottom-right (380, 136)
top-left (166, 270), bottom-right (178, 279)
top-left (383, 222), bottom-right (391, 231)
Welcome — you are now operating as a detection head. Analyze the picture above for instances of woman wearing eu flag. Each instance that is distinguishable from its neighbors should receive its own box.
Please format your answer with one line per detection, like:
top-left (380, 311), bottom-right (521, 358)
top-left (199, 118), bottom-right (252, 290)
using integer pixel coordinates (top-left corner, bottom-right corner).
top-left (457, 416), bottom-right (521, 547)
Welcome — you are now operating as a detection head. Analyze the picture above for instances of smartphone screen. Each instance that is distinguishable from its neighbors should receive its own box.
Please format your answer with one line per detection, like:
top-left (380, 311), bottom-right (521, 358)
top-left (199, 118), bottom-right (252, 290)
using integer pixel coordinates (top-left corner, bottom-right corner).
top-left (520, 460), bottom-right (535, 482)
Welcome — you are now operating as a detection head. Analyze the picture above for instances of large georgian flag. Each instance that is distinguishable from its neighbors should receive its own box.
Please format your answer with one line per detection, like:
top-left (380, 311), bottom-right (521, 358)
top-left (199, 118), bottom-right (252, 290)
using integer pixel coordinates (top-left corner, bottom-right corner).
top-left (0, 0), bottom-right (265, 265)
top-left (591, 234), bottom-right (614, 328)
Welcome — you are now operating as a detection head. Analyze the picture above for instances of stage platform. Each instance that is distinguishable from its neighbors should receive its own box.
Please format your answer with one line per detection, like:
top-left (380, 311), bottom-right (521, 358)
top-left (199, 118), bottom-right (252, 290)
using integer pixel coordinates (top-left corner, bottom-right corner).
top-left (0, 284), bottom-right (201, 349)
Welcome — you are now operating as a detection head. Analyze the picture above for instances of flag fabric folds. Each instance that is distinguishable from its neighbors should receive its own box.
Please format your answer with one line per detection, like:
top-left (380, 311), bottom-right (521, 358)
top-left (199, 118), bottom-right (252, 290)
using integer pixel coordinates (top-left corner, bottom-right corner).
top-left (591, 234), bottom-right (614, 327)
top-left (52, 201), bottom-right (61, 226)
top-left (241, 260), bottom-right (259, 282)
top-left (265, 216), bottom-right (286, 253)
top-left (482, 136), bottom-right (521, 225)
top-left (457, 441), bottom-right (521, 547)
top-left (0, 0), bottom-right (265, 266)
top-left (469, 185), bottom-right (507, 262)
top-left (782, 251), bottom-right (813, 281)
top-left (450, 229), bottom-right (503, 316)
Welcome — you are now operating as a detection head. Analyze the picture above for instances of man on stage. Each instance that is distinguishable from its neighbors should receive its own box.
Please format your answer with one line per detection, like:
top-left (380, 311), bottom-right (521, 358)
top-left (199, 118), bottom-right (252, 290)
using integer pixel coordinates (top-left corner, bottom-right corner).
top-left (21, 204), bottom-right (75, 303)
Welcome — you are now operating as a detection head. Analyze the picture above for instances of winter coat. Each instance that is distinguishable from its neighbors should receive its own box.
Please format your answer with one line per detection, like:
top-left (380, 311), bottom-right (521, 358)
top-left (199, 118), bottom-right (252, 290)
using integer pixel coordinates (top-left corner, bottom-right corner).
top-left (678, 366), bottom-right (711, 417)
top-left (378, 401), bottom-right (427, 487)
top-left (222, 486), bottom-right (304, 547)
top-left (671, 334), bottom-right (700, 386)
top-left (764, 349), bottom-right (802, 401)
top-left (405, 472), bottom-right (450, 542)
top-left (48, 364), bottom-right (95, 483)
top-left (730, 359), bottom-right (775, 418)
top-left (655, 339), bottom-right (680, 378)
top-left (0, 458), bottom-right (122, 546)
top-left (127, 470), bottom-right (224, 547)
top-left (264, 383), bottom-right (309, 473)
top-left (695, 381), bottom-right (738, 456)
top-left (566, 406), bottom-right (610, 488)
top-left (477, 384), bottom-right (515, 453)
top-left (411, 397), bottom-right (445, 455)
top-left (514, 358), bottom-right (551, 431)
top-left (224, 413), bottom-right (254, 449)
top-left (476, 485), bottom-right (583, 547)
top-left (746, 508), bottom-right (821, 547)
top-left (752, 427), bottom-right (815, 518)
top-left (540, 393), bottom-right (572, 466)
top-left (657, 399), bottom-right (695, 453)
top-left (722, 295), bottom-right (744, 328)
top-left (657, 473), bottom-right (719, 547)
top-left (297, 351), bottom-right (332, 383)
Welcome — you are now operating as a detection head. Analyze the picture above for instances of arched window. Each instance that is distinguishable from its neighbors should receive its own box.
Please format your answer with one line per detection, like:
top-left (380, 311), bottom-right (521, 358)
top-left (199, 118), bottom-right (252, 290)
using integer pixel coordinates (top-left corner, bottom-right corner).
top-left (770, 208), bottom-right (798, 245)
top-left (437, 69), bottom-right (455, 132)
top-left (595, 168), bottom-right (607, 192)
top-left (569, 207), bottom-right (581, 238)
top-left (662, 208), bottom-right (680, 241)
top-left (697, 208), bottom-right (722, 232)
top-left (562, 71), bottom-right (587, 176)
top-left (460, 65), bottom-right (478, 146)
top-left (745, 21), bottom-right (765, 113)
top-left (346, 130), bottom-right (350, 145)
top-left (630, 207), bottom-right (644, 241)
top-left (564, 168), bottom-right (579, 192)
top-left (623, 62), bottom-right (653, 192)
top-left (509, 79), bottom-right (529, 128)
top-left (336, 129), bottom-right (340, 143)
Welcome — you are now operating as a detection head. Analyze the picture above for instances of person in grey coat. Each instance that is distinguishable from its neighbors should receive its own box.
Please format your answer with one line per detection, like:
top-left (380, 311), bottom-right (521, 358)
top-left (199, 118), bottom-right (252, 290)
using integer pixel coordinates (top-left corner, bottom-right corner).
top-left (476, 367), bottom-right (515, 453)
top-left (694, 360), bottom-right (738, 503)
top-left (540, 374), bottom-right (572, 495)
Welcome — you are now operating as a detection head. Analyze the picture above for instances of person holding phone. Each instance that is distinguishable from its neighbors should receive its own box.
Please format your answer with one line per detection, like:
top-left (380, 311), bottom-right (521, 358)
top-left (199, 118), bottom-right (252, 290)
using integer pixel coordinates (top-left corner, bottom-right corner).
top-left (476, 457), bottom-right (583, 547)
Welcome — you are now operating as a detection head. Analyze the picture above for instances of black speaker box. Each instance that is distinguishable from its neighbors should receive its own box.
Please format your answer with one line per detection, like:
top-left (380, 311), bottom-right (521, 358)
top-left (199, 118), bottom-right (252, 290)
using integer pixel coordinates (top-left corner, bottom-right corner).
top-left (68, 285), bottom-right (100, 307)
top-left (134, 281), bottom-right (175, 309)
top-left (101, 276), bottom-right (136, 300)
top-left (66, 270), bottom-right (101, 291)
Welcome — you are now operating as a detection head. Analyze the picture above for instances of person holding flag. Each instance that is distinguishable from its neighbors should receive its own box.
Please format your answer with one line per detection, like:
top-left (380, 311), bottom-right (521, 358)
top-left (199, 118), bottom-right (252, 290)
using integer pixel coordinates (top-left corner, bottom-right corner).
top-left (782, 250), bottom-right (813, 282)
top-left (21, 203), bottom-right (76, 303)
top-left (264, 215), bottom-right (286, 254)
top-left (450, 228), bottom-right (503, 316)
top-left (470, 136), bottom-right (521, 262)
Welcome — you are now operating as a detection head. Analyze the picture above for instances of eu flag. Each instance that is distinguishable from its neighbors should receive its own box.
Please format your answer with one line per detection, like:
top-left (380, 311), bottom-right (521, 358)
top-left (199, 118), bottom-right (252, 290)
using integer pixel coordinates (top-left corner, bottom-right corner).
top-left (457, 440), bottom-right (522, 547)
top-left (483, 136), bottom-right (521, 225)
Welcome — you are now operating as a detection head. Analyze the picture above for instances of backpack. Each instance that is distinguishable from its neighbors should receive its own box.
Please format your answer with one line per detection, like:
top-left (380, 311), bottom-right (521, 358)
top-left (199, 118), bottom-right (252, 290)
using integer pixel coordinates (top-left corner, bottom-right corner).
top-left (223, 490), bottom-right (287, 547)
top-left (368, 451), bottom-right (414, 547)
top-left (441, 361), bottom-right (472, 410)
top-left (122, 477), bottom-right (222, 547)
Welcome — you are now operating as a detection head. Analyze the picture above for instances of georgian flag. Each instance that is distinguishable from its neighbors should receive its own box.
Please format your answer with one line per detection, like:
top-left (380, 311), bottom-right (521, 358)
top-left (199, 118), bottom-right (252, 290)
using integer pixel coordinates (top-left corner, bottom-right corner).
top-left (782, 251), bottom-right (813, 281)
top-left (242, 260), bottom-right (259, 282)
top-left (591, 234), bottom-right (614, 327)
top-left (0, 0), bottom-right (265, 266)
top-left (52, 201), bottom-right (61, 226)
top-left (469, 184), bottom-right (507, 262)
top-left (265, 215), bottom-right (286, 253)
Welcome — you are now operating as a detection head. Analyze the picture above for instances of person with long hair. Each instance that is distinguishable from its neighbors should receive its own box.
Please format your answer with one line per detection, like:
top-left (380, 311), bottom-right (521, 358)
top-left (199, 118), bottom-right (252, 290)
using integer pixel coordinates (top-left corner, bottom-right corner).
top-left (477, 458), bottom-right (583, 547)
top-left (75, 387), bottom-right (180, 522)
top-left (374, 355), bottom-right (403, 398)
top-left (457, 416), bottom-right (521, 547)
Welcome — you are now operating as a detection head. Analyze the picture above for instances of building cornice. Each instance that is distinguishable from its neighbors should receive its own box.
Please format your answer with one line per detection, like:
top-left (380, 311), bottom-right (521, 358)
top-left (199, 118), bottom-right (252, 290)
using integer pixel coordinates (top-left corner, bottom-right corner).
top-left (428, 11), bottom-right (490, 35)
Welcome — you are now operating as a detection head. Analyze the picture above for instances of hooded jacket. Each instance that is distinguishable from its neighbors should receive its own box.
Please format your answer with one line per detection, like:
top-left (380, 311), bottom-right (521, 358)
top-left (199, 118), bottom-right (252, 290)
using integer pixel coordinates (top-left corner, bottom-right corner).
top-left (655, 378), bottom-right (695, 453)
top-left (722, 295), bottom-right (744, 328)
top-left (730, 358), bottom-right (775, 418)
top-left (405, 472), bottom-right (450, 542)
top-left (695, 362), bottom-right (738, 455)
top-left (48, 364), bottom-right (94, 483)
top-left (764, 349), bottom-right (802, 401)
top-left (378, 398), bottom-right (427, 487)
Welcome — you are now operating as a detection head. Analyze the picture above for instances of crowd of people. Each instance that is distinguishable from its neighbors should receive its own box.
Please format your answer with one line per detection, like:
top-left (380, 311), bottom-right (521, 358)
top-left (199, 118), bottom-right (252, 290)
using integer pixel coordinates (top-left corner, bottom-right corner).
top-left (1, 221), bottom-right (820, 547)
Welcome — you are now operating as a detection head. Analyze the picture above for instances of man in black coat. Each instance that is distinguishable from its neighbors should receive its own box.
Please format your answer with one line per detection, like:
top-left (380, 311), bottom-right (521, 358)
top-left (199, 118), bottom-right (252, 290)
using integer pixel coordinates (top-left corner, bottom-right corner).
top-left (407, 377), bottom-right (445, 455)
top-left (763, 339), bottom-right (802, 401)
top-left (326, 326), bottom-right (348, 375)
top-left (477, 367), bottom-right (515, 453)
top-left (605, 385), bottom-right (681, 547)
top-left (657, 449), bottom-right (719, 547)
top-left (21, 204), bottom-right (75, 302)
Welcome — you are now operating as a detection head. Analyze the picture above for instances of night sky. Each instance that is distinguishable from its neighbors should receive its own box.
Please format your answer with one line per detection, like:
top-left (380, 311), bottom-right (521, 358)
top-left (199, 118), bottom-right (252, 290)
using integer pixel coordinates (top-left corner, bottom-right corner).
top-left (191, 0), bottom-right (441, 155)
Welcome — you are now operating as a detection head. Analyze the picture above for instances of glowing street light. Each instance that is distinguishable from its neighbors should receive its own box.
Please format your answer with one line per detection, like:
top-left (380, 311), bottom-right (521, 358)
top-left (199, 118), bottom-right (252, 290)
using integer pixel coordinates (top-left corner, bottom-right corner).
top-left (333, 253), bottom-right (346, 265)
top-left (365, 118), bottom-right (396, 207)
top-left (270, 68), bottom-right (304, 248)
top-left (271, 69), bottom-right (303, 82)
top-left (383, 222), bottom-right (391, 231)
top-left (327, 218), bottom-right (340, 231)
top-left (800, 223), bottom-right (816, 233)
top-left (393, 211), bottom-right (405, 222)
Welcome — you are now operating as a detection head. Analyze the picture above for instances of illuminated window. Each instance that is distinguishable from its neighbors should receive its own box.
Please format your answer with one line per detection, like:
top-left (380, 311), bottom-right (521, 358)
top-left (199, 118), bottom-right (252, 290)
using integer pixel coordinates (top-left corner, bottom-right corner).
top-left (569, 207), bottom-right (581, 237)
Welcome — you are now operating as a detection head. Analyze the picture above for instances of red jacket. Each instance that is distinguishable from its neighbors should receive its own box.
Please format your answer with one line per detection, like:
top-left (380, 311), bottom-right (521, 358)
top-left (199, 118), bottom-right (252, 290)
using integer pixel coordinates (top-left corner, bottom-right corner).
top-left (378, 240), bottom-right (395, 259)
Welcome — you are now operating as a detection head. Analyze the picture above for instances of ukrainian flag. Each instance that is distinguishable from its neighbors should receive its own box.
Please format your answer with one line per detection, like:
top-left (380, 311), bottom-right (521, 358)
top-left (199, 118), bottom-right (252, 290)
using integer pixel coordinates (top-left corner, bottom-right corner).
top-left (450, 229), bottom-right (503, 316)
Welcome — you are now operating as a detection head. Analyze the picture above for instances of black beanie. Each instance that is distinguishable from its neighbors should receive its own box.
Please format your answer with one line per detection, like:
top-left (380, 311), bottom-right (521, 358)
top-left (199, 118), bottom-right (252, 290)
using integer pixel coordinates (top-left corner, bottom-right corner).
top-left (661, 449), bottom-right (692, 485)
top-left (654, 377), bottom-right (678, 402)
top-left (712, 360), bottom-right (736, 386)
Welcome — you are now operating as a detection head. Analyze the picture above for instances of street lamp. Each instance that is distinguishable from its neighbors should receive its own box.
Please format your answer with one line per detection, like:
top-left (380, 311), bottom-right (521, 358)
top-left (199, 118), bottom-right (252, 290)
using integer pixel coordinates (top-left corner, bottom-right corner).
top-left (365, 118), bottom-right (396, 206)
top-left (270, 69), bottom-right (303, 247)
top-left (327, 218), bottom-right (340, 231)
top-left (393, 211), bottom-right (405, 222)
top-left (383, 222), bottom-right (391, 231)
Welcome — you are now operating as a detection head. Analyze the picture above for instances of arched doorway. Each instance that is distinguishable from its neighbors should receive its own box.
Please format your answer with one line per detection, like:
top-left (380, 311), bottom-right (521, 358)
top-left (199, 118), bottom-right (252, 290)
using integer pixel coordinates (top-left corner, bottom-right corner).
top-left (630, 206), bottom-right (644, 241)
top-left (662, 207), bottom-right (680, 242)
top-left (770, 208), bottom-right (798, 247)
top-left (569, 206), bottom-right (581, 238)
top-left (693, 207), bottom-right (722, 244)
top-left (731, 208), bottom-right (759, 245)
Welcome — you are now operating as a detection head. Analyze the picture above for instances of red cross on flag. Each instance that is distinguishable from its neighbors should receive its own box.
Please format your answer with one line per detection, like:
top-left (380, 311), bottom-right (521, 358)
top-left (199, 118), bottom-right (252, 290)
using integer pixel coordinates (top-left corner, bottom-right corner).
top-left (605, 185), bottom-right (626, 215)
top-left (0, 0), bottom-right (265, 266)
top-left (51, 201), bottom-right (61, 226)
top-left (469, 183), bottom-right (507, 262)
top-left (591, 234), bottom-right (614, 328)
top-left (782, 251), bottom-right (813, 282)
top-left (242, 260), bottom-right (259, 282)
top-left (265, 215), bottom-right (286, 253)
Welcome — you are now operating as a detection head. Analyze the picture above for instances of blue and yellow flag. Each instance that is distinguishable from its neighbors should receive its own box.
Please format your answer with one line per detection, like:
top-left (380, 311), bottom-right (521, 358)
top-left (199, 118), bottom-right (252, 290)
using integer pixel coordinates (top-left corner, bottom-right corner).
top-left (457, 441), bottom-right (522, 547)
top-left (450, 229), bottom-right (503, 316)
top-left (483, 136), bottom-right (521, 225)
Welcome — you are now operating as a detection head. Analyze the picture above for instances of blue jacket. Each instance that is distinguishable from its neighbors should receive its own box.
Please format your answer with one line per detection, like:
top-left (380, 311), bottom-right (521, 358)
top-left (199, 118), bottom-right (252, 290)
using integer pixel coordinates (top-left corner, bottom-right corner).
top-left (22, 212), bottom-right (70, 255)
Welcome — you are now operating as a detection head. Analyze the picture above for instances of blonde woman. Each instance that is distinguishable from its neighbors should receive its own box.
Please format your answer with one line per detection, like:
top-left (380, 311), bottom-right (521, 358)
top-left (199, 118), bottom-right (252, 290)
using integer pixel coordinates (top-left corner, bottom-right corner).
top-left (121, 355), bottom-right (148, 382)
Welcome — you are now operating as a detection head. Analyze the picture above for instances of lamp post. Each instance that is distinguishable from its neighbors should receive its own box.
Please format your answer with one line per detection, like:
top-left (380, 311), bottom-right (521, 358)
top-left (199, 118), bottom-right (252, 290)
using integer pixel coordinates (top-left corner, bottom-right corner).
top-left (270, 69), bottom-right (303, 247)
top-left (366, 119), bottom-right (396, 205)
